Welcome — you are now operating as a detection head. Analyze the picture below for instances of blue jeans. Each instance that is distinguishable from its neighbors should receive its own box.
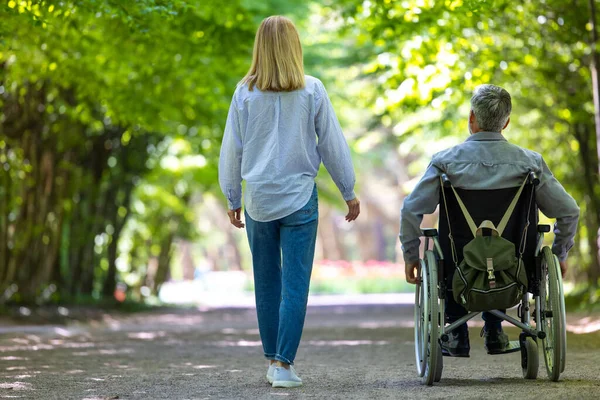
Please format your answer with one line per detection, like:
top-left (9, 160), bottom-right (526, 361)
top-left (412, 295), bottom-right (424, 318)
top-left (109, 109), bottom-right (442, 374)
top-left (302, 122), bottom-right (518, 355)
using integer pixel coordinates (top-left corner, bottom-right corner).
top-left (245, 185), bottom-right (318, 365)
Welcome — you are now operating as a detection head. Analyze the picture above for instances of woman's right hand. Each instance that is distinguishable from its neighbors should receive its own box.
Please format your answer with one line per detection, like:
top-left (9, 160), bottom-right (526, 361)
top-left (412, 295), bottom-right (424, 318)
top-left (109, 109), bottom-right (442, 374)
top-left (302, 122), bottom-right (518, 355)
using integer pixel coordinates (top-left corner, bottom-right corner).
top-left (345, 198), bottom-right (360, 222)
top-left (227, 208), bottom-right (245, 229)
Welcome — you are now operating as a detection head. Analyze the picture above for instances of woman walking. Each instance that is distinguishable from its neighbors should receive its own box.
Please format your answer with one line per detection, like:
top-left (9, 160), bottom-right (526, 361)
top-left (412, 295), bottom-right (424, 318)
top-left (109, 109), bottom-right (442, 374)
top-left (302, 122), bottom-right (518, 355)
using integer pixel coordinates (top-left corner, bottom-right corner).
top-left (218, 15), bottom-right (359, 388)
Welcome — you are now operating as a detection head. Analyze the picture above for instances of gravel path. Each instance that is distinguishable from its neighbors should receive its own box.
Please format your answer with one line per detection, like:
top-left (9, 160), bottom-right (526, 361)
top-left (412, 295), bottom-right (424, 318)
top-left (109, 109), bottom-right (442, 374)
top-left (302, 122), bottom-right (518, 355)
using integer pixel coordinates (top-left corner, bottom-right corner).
top-left (1, 302), bottom-right (600, 399)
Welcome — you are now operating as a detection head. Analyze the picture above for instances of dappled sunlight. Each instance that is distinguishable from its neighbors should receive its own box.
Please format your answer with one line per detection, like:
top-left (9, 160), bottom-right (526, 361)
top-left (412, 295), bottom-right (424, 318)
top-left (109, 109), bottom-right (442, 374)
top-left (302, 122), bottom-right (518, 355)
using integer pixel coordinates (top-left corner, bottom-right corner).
top-left (127, 331), bottom-right (167, 340)
top-left (0, 336), bottom-right (97, 352)
top-left (60, 342), bottom-right (96, 349)
top-left (307, 340), bottom-right (389, 346)
top-left (213, 340), bottom-right (262, 348)
top-left (0, 382), bottom-right (33, 390)
top-left (359, 320), bottom-right (411, 329)
top-left (72, 348), bottom-right (134, 356)
top-left (192, 365), bottom-right (217, 369)
top-left (23, 335), bottom-right (41, 344)
top-left (101, 361), bottom-right (134, 370)
top-left (66, 370), bottom-right (85, 374)
top-left (53, 327), bottom-right (76, 337)
top-left (98, 348), bottom-right (133, 355)
top-left (567, 317), bottom-right (600, 334)
top-left (125, 313), bottom-right (205, 327)
top-left (9, 339), bottom-right (29, 346)
top-left (218, 327), bottom-right (260, 336)
top-left (166, 362), bottom-right (219, 371)
top-left (102, 314), bottom-right (122, 330)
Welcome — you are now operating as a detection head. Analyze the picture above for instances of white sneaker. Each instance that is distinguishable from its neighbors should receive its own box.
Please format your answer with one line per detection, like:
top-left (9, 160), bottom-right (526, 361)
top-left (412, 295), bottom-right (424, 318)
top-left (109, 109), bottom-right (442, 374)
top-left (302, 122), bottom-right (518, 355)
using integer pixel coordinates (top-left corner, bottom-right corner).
top-left (266, 363), bottom-right (276, 384)
top-left (272, 366), bottom-right (302, 388)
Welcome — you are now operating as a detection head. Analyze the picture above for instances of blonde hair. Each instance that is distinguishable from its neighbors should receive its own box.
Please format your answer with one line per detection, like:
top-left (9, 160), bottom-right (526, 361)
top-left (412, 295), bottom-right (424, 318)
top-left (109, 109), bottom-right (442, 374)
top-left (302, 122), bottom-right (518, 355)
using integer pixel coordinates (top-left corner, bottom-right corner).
top-left (240, 16), bottom-right (305, 92)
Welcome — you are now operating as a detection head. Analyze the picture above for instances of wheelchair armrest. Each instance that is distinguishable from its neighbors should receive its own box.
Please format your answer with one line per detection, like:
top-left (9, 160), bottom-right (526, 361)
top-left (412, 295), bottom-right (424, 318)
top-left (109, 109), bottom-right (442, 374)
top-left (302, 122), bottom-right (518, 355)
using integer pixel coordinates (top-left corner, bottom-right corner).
top-left (421, 228), bottom-right (439, 237)
top-left (537, 224), bottom-right (551, 233)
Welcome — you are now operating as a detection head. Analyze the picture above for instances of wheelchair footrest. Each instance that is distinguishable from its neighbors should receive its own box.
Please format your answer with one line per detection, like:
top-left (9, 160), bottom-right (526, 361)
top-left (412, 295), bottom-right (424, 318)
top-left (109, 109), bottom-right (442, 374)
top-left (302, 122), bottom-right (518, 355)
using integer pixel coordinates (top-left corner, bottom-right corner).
top-left (487, 340), bottom-right (521, 355)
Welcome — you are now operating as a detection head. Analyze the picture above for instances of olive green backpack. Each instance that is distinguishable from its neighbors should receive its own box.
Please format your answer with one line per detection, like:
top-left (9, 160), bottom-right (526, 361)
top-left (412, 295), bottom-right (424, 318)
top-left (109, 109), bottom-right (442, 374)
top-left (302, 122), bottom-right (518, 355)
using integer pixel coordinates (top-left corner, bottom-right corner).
top-left (442, 177), bottom-right (531, 312)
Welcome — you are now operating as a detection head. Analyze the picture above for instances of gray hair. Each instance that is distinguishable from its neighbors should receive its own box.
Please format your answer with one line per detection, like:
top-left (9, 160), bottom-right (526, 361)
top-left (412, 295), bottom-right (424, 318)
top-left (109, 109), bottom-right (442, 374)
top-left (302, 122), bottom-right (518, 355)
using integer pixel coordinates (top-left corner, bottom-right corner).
top-left (470, 84), bottom-right (512, 132)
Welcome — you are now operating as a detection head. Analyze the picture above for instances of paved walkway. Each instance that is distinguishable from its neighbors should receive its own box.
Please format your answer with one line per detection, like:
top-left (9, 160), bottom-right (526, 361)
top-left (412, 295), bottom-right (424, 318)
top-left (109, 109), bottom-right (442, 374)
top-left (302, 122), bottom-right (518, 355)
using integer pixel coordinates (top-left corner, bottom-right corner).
top-left (1, 299), bottom-right (600, 399)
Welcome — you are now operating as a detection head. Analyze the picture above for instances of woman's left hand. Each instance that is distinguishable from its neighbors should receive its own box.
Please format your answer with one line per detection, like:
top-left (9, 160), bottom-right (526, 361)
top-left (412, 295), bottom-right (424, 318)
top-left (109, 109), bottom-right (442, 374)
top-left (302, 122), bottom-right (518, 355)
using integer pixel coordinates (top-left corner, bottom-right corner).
top-left (227, 208), bottom-right (245, 229)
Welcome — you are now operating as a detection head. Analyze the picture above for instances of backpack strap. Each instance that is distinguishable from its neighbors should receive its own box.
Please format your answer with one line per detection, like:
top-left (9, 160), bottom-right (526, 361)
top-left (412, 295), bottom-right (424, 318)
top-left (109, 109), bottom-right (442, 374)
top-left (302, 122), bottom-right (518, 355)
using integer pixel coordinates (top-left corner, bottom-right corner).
top-left (446, 174), bottom-right (529, 238)
top-left (448, 185), bottom-right (478, 237)
top-left (496, 176), bottom-right (529, 236)
top-left (440, 177), bottom-right (460, 267)
top-left (476, 220), bottom-right (500, 236)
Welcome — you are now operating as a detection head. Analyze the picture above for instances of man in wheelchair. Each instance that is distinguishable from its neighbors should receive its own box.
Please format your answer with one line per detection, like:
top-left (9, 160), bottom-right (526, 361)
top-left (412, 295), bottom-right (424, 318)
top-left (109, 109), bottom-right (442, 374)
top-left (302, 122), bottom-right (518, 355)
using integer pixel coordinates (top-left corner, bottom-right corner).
top-left (399, 84), bottom-right (579, 359)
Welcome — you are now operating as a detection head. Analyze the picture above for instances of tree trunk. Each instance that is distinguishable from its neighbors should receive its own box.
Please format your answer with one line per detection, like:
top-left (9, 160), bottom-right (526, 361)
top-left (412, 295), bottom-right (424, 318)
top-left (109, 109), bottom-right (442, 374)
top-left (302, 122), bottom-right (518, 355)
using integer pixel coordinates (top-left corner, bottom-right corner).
top-left (102, 183), bottom-right (133, 298)
top-left (152, 233), bottom-right (174, 295)
top-left (574, 123), bottom-right (600, 286)
top-left (589, 0), bottom-right (600, 177)
top-left (180, 241), bottom-right (196, 281)
top-left (587, 0), bottom-right (600, 287)
top-left (0, 145), bottom-right (10, 284)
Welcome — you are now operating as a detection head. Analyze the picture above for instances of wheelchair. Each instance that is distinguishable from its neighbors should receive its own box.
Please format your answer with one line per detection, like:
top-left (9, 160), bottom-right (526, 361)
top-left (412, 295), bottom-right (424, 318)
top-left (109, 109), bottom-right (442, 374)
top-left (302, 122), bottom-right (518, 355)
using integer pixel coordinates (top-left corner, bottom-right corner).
top-left (414, 172), bottom-right (567, 385)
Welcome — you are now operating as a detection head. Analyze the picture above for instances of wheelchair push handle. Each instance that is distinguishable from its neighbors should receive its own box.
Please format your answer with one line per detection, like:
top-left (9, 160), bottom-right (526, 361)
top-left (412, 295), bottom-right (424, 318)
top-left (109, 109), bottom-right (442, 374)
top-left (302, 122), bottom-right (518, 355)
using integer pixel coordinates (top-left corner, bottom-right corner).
top-left (442, 172), bottom-right (538, 187)
top-left (441, 173), bottom-right (452, 188)
top-left (527, 171), bottom-right (540, 186)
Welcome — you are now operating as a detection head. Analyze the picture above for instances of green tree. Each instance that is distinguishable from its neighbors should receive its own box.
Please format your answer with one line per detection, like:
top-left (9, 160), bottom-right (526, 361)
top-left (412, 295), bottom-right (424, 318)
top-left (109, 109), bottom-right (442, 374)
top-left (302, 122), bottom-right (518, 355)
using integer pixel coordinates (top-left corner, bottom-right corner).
top-left (0, 0), bottom-right (301, 303)
top-left (330, 0), bottom-right (600, 288)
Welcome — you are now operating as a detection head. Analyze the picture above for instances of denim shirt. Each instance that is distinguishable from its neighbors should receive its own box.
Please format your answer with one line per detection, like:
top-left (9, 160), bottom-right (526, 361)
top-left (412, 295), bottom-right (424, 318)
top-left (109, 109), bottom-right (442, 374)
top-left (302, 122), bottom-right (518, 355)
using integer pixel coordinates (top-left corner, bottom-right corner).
top-left (399, 131), bottom-right (580, 263)
top-left (218, 75), bottom-right (356, 222)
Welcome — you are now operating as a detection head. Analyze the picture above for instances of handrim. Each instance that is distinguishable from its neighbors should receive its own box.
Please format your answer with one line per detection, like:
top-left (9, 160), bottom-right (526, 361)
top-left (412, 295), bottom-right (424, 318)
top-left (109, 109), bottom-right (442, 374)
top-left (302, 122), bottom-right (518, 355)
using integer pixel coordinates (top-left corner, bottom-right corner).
top-left (540, 246), bottom-right (564, 381)
top-left (414, 258), bottom-right (427, 377)
top-left (421, 250), bottom-right (439, 386)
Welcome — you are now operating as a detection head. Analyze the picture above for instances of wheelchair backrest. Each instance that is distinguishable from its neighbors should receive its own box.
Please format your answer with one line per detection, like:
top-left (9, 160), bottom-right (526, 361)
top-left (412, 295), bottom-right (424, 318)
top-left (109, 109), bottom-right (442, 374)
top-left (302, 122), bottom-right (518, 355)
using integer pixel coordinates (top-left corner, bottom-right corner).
top-left (438, 183), bottom-right (538, 281)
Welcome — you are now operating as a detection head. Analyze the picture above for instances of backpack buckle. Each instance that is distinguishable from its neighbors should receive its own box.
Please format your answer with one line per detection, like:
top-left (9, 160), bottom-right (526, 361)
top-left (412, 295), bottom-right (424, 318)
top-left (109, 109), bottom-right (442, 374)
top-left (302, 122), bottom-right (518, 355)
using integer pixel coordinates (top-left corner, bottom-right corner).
top-left (486, 258), bottom-right (496, 288)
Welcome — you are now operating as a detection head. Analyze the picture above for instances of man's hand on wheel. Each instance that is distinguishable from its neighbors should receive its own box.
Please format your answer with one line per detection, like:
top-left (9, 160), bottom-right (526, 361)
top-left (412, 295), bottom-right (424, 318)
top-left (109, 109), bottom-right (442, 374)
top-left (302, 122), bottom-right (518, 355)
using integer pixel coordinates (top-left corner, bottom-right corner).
top-left (559, 260), bottom-right (568, 278)
top-left (345, 198), bottom-right (360, 222)
top-left (227, 208), bottom-right (245, 229)
top-left (406, 261), bottom-right (420, 284)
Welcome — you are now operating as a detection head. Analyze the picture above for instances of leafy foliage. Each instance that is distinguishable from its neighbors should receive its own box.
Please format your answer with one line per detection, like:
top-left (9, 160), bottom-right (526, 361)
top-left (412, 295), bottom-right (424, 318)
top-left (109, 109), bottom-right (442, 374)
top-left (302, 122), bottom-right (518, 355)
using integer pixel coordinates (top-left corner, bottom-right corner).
top-left (1, 0), bottom-right (599, 307)
top-left (0, 0), bottom-right (300, 303)
top-left (329, 0), bottom-right (600, 284)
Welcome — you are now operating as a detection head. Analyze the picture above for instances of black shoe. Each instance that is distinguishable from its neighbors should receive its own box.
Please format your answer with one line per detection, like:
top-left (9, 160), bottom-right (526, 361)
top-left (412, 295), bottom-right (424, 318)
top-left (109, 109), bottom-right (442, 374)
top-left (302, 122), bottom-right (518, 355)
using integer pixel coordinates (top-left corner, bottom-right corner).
top-left (441, 326), bottom-right (470, 357)
top-left (482, 326), bottom-right (510, 354)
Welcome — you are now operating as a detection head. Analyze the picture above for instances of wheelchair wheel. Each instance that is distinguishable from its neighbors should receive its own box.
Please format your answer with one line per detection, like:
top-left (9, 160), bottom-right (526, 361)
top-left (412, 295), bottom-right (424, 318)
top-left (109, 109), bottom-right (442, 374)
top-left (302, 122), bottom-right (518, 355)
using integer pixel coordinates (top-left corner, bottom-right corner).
top-left (413, 250), bottom-right (440, 386)
top-left (414, 258), bottom-right (427, 378)
top-left (540, 247), bottom-right (566, 381)
top-left (556, 252), bottom-right (567, 374)
top-left (521, 337), bottom-right (539, 379)
top-left (434, 342), bottom-right (443, 382)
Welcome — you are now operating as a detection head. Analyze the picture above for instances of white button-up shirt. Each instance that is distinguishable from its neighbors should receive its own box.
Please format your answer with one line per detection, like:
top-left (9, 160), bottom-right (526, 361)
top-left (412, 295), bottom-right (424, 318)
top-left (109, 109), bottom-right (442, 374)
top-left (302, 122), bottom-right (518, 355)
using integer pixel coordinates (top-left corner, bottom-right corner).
top-left (219, 75), bottom-right (356, 222)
